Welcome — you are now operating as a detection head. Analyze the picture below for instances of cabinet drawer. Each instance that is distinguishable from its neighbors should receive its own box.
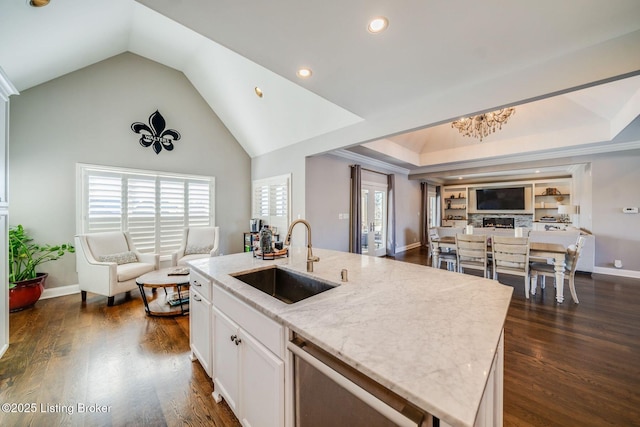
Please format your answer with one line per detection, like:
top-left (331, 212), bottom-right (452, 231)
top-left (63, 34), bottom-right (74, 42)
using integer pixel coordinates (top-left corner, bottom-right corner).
top-left (213, 286), bottom-right (284, 359)
top-left (190, 269), bottom-right (212, 301)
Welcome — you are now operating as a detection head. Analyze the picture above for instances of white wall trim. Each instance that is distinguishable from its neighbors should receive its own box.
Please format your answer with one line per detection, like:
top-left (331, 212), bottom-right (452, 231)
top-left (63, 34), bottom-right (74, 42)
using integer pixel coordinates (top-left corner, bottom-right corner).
top-left (410, 140), bottom-right (640, 176)
top-left (332, 149), bottom-right (411, 175)
top-left (0, 66), bottom-right (19, 100)
top-left (41, 284), bottom-right (80, 300)
top-left (592, 267), bottom-right (640, 279)
top-left (395, 242), bottom-right (422, 254)
top-left (0, 343), bottom-right (8, 358)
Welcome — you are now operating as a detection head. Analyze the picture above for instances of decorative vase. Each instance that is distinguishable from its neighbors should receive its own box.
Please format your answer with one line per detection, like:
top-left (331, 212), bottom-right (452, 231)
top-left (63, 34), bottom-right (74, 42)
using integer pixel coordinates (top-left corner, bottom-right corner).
top-left (9, 273), bottom-right (48, 312)
top-left (259, 226), bottom-right (273, 254)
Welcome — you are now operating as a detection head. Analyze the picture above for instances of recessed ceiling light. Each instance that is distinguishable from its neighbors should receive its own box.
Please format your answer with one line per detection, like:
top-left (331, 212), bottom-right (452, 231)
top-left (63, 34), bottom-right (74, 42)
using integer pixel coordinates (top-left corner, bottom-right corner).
top-left (458, 177), bottom-right (463, 180)
top-left (368, 17), bottom-right (389, 33)
top-left (535, 170), bottom-right (541, 173)
top-left (297, 68), bottom-right (312, 78)
top-left (254, 87), bottom-right (263, 98)
top-left (29, 0), bottom-right (50, 7)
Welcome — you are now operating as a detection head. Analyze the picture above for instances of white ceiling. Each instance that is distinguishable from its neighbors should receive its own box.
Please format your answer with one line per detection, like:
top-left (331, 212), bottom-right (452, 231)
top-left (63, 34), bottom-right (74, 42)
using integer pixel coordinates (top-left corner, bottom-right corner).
top-left (2, 0), bottom-right (640, 180)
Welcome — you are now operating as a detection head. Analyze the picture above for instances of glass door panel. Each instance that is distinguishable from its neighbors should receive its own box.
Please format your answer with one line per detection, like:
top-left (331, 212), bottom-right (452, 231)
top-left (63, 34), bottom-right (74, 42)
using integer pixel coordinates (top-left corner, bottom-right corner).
top-left (361, 184), bottom-right (386, 257)
top-left (361, 189), bottom-right (369, 253)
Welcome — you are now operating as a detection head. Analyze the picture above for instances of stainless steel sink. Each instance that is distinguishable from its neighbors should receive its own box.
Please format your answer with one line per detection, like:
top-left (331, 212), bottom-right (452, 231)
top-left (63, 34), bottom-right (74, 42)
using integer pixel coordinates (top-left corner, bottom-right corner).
top-left (232, 266), bottom-right (338, 304)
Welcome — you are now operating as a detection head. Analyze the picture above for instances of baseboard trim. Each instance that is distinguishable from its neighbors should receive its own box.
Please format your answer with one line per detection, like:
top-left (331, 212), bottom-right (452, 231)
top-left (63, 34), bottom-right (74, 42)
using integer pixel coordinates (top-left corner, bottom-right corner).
top-left (0, 343), bottom-right (8, 359)
top-left (395, 242), bottom-right (423, 253)
top-left (592, 267), bottom-right (640, 279)
top-left (41, 284), bottom-right (80, 300)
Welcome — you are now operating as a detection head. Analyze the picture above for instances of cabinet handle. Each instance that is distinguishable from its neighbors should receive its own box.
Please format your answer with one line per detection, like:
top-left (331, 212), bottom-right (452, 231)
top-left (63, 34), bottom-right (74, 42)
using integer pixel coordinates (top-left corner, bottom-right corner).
top-left (234, 337), bottom-right (242, 346)
top-left (193, 295), bottom-right (201, 302)
top-left (193, 280), bottom-right (201, 286)
top-left (230, 334), bottom-right (237, 342)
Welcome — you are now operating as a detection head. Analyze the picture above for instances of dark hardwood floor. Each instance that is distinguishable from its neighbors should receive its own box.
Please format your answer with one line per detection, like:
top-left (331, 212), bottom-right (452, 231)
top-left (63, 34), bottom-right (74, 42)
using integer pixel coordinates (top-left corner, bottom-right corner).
top-left (393, 247), bottom-right (640, 427)
top-left (1, 247), bottom-right (639, 426)
top-left (0, 290), bottom-right (240, 427)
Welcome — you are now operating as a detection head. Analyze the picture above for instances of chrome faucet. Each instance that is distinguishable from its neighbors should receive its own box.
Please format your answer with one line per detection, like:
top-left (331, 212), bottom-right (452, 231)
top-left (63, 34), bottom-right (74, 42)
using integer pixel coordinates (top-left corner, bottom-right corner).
top-left (284, 219), bottom-right (320, 272)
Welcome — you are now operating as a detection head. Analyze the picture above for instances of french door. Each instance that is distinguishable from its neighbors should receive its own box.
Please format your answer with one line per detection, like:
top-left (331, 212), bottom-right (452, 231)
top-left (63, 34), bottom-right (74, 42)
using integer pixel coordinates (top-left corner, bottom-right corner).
top-left (361, 182), bottom-right (387, 256)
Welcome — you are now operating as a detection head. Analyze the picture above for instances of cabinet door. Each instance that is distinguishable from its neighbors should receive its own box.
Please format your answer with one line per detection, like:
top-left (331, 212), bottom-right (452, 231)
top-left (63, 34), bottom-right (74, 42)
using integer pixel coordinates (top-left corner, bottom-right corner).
top-left (189, 288), bottom-right (212, 377)
top-left (239, 329), bottom-right (284, 427)
top-left (212, 306), bottom-right (240, 416)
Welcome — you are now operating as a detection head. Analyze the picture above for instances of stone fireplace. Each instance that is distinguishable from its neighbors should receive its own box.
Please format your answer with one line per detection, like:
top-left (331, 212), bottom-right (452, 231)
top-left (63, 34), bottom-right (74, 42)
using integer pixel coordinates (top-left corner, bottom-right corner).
top-left (483, 217), bottom-right (515, 228)
top-left (468, 213), bottom-right (533, 228)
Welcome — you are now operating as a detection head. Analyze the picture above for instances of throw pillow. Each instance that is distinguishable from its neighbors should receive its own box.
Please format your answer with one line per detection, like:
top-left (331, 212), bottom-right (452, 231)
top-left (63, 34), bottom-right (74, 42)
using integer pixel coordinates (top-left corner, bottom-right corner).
top-left (98, 251), bottom-right (138, 265)
top-left (184, 245), bottom-right (213, 255)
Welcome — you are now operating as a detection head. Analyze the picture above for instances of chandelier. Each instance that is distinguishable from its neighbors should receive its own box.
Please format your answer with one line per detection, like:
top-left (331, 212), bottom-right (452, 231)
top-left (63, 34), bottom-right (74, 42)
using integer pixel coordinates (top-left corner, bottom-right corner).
top-left (451, 107), bottom-right (515, 141)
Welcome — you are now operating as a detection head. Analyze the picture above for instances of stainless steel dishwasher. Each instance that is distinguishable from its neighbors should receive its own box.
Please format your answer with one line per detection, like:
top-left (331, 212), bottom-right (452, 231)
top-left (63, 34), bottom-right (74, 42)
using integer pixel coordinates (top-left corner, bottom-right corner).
top-left (288, 335), bottom-right (435, 427)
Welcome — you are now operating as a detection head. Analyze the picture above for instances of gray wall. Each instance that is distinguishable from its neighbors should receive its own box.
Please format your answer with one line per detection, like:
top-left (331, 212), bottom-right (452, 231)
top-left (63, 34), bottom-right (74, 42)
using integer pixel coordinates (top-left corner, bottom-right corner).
top-left (252, 141), bottom-right (308, 247)
top-left (305, 155), bottom-right (351, 251)
top-left (591, 149), bottom-right (640, 271)
top-left (305, 154), bottom-right (422, 252)
top-left (9, 53), bottom-right (250, 288)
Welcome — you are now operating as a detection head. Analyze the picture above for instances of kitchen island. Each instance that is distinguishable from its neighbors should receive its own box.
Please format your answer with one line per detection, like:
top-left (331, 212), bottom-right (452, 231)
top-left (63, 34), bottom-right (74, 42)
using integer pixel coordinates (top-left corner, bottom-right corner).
top-left (188, 247), bottom-right (513, 427)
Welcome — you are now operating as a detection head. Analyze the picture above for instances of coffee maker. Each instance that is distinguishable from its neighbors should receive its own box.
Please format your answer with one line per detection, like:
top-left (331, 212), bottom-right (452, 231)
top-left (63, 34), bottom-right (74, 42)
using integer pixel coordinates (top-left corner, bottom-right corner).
top-left (250, 218), bottom-right (262, 232)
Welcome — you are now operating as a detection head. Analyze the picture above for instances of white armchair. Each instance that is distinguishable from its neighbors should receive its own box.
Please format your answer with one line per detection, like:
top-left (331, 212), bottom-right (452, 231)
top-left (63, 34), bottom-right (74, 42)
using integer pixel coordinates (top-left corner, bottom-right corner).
top-left (171, 226), bottom-right (220, 266)
top-left (75, 231), bottom-right (159, 306)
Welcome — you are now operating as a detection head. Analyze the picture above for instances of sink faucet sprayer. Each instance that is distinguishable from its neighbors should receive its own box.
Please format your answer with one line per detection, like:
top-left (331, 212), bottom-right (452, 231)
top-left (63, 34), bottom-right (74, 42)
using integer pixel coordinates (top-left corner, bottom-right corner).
top-left (284, 219), bottom-right (320, 272)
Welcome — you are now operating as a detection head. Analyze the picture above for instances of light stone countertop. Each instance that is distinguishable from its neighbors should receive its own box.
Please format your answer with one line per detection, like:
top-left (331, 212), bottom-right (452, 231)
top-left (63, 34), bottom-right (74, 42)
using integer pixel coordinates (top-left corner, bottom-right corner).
top-left (189, 247), bottom-right (513, 427)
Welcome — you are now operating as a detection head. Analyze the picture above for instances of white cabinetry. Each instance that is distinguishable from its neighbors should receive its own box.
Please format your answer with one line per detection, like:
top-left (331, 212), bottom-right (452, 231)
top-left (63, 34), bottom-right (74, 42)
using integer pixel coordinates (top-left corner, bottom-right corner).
top-left (442, 219), bottom-right (468, 228)
top-left (212, 306), bottom-right (240, 413)
top-left (531, 222), bottom-right (573, 231)
top-left (240, 329), bottom-right (285, 427)
top-left (212, 286), bottom-right (284, 427)
top-left (189, 270), bottom-right (212, 376)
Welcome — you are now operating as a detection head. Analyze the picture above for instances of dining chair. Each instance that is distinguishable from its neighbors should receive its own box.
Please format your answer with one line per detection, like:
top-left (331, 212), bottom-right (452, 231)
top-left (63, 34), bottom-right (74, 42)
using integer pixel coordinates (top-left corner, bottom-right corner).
top-left (491, 236), bottom-right (530, 298)
top-left (428, 231), bottom-right (457, 271)
top-left (455, 233), bottom-right (489, 278)
top-left (530, 236), bottom-right (586, 303)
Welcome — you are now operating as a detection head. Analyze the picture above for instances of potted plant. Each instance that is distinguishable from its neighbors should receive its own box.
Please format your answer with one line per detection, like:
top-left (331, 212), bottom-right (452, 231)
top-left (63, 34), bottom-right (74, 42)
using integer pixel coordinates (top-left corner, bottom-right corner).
top-left (8, 224), bottom-right (75, 312)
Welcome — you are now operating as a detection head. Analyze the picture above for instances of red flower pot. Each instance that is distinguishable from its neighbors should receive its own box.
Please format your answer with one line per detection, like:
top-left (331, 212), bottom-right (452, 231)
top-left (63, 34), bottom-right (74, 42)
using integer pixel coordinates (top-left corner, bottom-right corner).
top-left (9, 273), bottom-right (48, 312)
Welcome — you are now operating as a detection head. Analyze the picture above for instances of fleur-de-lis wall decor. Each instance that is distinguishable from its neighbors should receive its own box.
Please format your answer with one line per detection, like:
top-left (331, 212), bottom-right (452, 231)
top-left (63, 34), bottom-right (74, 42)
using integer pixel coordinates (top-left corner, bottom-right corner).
top-left (131, 110), bottom-right (181, 154)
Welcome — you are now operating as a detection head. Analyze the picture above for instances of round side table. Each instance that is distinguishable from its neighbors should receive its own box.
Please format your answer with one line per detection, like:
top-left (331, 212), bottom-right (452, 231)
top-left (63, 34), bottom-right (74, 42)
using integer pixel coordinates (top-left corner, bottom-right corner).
top-left (136, 268), bottom-right (191, 316)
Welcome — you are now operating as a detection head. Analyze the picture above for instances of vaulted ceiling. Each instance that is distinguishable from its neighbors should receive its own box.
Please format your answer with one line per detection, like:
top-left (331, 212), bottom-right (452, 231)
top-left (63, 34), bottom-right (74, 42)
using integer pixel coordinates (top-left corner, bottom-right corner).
top-left (2, 0), bottom-right (640, 180)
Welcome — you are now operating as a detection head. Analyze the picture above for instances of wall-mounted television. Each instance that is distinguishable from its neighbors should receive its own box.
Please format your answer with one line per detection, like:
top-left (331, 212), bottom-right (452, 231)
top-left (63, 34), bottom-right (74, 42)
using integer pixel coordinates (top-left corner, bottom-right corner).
top-left (476, 187), bottom-right (525, 210)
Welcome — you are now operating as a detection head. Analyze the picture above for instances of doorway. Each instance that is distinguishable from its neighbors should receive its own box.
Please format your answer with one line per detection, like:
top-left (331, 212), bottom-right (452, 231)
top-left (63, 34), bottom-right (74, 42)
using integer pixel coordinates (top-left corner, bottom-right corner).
top-left (361, 182), bottom-right (387, 256)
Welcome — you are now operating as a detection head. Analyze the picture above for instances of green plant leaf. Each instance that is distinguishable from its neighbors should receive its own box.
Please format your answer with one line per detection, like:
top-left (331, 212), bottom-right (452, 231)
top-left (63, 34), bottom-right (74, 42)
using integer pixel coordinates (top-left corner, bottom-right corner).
top-left (8, 225), bottom-right (74, 285)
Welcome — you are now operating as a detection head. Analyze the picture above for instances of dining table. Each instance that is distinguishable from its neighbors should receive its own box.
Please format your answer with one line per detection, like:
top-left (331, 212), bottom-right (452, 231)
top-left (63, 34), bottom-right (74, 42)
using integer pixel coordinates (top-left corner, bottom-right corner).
top-left (432, 236), bottom-right (572, 303)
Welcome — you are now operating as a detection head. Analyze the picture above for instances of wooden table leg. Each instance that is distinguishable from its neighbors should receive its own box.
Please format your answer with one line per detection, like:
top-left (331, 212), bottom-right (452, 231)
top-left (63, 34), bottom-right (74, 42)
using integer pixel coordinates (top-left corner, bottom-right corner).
top-left (432, 246), bottom-right (440, 269)
top-left (553, 256), bottom-right (566, 303)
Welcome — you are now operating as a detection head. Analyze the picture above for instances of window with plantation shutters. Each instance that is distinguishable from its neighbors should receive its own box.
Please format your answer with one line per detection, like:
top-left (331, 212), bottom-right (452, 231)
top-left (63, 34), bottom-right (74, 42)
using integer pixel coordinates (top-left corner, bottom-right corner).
top-left (78, 164), bottom-right (214, 255)
top-left (252, 174), bottom-right (290, 235)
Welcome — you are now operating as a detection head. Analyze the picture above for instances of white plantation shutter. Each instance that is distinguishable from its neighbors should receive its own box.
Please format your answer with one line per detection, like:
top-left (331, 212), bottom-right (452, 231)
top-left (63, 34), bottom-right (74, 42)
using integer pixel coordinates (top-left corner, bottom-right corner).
top-left (127, 176), bottom-right (156, 252)
top-left (253, 184), bottom-right (270, 218)
top-left (79, 164), bottom-right (215, 255)
top-left (86, 173), bottom-right (122, 232)
top-left (271, 183), bottom-right (287, 218)
top-left (188, 181), bottom-right (211, 227)
top-left (252, 174), bottom-right (290, 235)
top-left (159, 179), bottom-right (185, 254)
